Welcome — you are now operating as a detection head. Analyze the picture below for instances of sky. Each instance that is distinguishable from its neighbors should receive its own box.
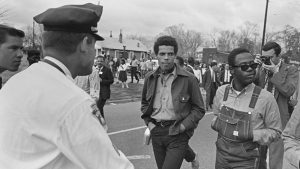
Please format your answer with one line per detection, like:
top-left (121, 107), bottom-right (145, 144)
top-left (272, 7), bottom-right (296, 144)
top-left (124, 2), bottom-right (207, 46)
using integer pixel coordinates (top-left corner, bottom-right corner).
top-left (3, 0), bottom-right (300, 39)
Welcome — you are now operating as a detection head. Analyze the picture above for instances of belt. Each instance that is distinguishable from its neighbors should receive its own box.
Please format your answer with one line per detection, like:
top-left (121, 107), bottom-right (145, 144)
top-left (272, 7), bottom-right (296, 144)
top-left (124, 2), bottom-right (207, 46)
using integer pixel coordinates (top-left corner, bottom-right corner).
top-left (152, 119), bottom-right (176, 127)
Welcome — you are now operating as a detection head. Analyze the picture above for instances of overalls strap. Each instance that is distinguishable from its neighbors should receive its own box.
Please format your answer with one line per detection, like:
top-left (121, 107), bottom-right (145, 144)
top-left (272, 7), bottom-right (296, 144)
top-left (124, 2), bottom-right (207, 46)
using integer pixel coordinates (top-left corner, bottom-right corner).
top-left (223, 85), bottom-right (231, 101)
top-left (249, 86), bottom-right (262, 109)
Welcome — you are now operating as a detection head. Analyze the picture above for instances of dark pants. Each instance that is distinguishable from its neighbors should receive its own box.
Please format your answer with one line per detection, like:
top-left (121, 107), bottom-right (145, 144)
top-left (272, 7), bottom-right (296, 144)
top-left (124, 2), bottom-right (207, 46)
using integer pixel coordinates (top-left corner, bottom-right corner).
top-left (96, 97), bottom-right (107, 118)
top-left (151, 125), bottom-right (195, 169)
top-left (131, 67), bottom-right (139, 82)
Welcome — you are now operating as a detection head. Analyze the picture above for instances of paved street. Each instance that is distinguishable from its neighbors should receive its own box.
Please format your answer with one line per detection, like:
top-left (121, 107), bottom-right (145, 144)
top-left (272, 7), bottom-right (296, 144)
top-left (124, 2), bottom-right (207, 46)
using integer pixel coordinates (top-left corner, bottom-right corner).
top-left (105, 101), bottom-right (217, 169)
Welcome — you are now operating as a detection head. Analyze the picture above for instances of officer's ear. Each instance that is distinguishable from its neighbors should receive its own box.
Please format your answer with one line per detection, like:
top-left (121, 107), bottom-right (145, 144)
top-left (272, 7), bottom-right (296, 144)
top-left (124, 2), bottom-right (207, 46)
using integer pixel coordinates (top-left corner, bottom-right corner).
top-left (79, 36), bottom-right (88, 53)
top-left (79, 35), bottom-right (94, 53)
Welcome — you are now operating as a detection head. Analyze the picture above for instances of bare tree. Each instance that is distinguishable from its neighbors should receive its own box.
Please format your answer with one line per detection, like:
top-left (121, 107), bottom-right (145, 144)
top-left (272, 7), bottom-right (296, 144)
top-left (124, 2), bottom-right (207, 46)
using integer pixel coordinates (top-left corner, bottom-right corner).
top-left (22, 23), bottom-right (43, 49)
top-left (0, 1), bottom-right (10, 23)
top-left (159, 24), bottom-right (203, 58)
top-left (217, 30), bottom-right (238, 52)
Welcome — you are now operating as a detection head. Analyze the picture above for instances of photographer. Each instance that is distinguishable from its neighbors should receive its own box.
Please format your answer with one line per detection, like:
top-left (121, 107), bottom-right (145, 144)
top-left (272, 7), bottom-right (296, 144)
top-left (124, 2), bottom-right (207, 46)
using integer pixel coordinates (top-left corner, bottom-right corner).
top-left (254, 42), bottom-right (299, 169)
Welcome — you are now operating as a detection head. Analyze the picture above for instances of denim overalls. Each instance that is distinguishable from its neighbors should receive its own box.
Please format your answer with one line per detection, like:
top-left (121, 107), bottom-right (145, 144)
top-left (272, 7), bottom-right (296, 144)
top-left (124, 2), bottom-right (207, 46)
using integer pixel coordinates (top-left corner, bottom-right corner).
top-left (212, 85), bottom-right (262, 169)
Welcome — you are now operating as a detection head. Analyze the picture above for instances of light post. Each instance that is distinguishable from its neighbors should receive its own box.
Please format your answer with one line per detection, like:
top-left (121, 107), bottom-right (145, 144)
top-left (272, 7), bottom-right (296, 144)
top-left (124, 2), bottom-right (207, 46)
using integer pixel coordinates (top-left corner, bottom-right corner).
top-left (261, 0), bottom-right (269, 51)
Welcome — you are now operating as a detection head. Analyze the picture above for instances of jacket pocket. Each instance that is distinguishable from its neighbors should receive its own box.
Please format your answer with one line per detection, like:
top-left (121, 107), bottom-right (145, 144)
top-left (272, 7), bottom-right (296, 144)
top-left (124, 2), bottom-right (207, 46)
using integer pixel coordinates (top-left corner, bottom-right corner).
top-left (179, 95), bottom-right (190, 103)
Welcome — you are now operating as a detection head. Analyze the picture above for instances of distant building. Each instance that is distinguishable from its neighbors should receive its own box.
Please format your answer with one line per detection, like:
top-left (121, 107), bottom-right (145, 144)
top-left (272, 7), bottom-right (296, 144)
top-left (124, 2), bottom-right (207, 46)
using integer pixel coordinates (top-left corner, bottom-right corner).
top-left (95, 30), bottom-right (148, 60)
top-left (199, 48), bottom-right (229, 64)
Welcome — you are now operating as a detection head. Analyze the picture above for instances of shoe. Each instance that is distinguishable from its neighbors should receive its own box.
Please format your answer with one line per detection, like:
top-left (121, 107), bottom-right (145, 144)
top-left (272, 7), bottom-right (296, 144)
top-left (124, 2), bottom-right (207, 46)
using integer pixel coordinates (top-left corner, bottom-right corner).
top-left (191, 153), bottom-right (199, 169)
top-left (126, 84), bottom-right (129, 88)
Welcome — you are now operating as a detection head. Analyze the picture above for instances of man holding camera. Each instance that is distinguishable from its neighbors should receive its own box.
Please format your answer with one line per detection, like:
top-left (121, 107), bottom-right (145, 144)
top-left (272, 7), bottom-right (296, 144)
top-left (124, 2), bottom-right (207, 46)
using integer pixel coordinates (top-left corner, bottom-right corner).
top-left (255, 41), bottom-right (299, 169)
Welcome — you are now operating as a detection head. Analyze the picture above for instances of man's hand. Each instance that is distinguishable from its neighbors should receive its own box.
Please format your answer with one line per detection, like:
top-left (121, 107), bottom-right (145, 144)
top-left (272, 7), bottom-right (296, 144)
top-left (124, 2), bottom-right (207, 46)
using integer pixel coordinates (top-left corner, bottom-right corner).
top-left (254, 54), bottom-right (263, 65)
top-left (262, 62), bottom-right (279, 74)
top-left (147, 122), bottom-right (156, 131)
top-left (179, 124), bottom-right (186, 133)
top-left (253, 129), bottom-right (280, 145)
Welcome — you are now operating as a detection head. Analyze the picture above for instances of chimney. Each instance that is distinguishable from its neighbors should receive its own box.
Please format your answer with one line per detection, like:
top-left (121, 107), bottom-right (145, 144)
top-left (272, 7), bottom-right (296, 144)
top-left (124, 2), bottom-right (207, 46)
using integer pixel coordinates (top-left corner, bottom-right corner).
top-left (110, 31), bottom-right (112, 37)
top-left (137, 42), bottom-right (140, 47)
top-left (119, 29), bottom-right (123, 43)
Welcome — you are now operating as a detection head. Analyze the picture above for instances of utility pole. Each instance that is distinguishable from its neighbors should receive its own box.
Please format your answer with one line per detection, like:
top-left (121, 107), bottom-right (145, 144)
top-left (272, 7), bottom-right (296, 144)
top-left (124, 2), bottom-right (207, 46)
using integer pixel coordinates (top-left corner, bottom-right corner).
top-left (261, 0), bottom-right (269, 51)
top-left (32, 20), bottom-right (35, 48)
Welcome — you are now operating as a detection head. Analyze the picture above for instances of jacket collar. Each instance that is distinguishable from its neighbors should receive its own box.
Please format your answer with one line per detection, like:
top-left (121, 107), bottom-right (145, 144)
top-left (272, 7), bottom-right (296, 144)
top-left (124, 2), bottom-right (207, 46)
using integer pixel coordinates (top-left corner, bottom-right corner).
top-left (150, 64), bottom-right (190, 78)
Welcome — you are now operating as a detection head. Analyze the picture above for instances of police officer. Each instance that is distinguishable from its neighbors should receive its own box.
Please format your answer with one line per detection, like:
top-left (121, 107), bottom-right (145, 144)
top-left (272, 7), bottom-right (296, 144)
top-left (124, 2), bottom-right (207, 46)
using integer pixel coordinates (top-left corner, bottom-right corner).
top-left (0, 3), bottom-right (134, 169)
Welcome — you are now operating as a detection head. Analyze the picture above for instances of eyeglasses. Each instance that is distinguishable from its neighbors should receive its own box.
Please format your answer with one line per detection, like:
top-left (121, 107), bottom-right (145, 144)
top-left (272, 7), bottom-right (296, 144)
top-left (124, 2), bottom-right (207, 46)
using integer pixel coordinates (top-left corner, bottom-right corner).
top-left (233, 62), bottom-right (258, 71)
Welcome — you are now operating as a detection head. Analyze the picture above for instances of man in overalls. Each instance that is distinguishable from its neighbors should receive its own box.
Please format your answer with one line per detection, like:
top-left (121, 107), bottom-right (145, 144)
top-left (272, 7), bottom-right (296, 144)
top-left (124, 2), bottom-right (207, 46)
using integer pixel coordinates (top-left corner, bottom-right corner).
top-left (211, 48), bottom-right (282, 169)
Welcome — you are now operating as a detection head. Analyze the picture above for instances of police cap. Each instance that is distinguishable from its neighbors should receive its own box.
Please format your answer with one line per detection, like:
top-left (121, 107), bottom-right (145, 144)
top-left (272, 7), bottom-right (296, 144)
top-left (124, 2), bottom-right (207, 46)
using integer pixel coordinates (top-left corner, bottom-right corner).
top-left (33, 3), bottom-right (104, 41)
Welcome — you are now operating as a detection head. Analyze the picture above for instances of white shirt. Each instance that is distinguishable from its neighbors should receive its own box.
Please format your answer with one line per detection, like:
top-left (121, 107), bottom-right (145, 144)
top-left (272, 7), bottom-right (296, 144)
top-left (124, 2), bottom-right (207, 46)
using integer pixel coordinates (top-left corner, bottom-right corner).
top-left (194, 69), bottom-right (202, 83)
top-left (224, 69), bottom-right (231, 83)
top-left (209, 66), bottom-right (216, 82)
top-left (0, 57), bottom-right (134, 169)
top-left (118, 64), bottom-right (128, 72)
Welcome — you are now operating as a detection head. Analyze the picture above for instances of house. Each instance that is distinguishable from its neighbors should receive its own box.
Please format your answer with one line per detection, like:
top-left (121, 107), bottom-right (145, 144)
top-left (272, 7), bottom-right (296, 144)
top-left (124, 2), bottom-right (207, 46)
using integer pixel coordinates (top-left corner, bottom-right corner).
top-left (199, 48), bottom-right (229, 64)
top-left (95, 30), bottom-right (149, 61)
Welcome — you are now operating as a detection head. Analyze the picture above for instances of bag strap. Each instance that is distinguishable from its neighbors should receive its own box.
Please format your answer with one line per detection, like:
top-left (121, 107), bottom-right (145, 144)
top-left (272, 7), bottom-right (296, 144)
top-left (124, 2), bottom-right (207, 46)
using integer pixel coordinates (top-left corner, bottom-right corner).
top-left (249, 85), bottom-right (262, 108)
top-left (223, 85), bottom-right (231, 101)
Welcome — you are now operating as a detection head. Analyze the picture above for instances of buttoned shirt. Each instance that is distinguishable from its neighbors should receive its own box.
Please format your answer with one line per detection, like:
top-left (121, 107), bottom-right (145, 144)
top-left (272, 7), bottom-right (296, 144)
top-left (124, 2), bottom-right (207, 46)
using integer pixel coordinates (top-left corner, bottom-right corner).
top-left (0, 57), bottom-right (133, 169)
top-left (151, 68), bottom-right (176, 121)
top-left (213, 83), bottom-right (282, 142)
top-left (224, 70), bottom-right (231, 83)
top-left (282, 104), bottom-right (300, 169)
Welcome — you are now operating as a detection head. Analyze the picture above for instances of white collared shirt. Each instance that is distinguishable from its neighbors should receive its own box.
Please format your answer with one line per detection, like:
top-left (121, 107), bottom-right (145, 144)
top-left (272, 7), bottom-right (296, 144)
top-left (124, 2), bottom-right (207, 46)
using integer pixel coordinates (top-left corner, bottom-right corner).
top-left (0, 59), bottom-right (133, 169)
top-left (44, 56), bottom-right (74, 82)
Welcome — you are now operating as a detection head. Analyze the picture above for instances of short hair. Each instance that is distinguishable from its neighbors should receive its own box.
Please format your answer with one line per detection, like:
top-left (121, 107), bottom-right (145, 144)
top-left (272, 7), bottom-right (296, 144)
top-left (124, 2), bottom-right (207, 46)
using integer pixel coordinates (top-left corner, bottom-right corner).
top-left (153, 36), bottom-right (178, 55)
top-left (175, 56), bottom-right (184, 67)
top-left (42, 31), bottom-right (94, 54)
top-left (121, 58), bottom-right (125, 64)
top-left (262, 41), bottom-right (281, 56)
top-left (187, 57), bottom-right (195, 66)
top-left (0, 24), bottom-right (25, 45)
top-left (210, 62), bottom-right (217, 67)
top-left (96, 54), bottom-right (106, 60)
top-left (228, 48), bottom-right (250, 67)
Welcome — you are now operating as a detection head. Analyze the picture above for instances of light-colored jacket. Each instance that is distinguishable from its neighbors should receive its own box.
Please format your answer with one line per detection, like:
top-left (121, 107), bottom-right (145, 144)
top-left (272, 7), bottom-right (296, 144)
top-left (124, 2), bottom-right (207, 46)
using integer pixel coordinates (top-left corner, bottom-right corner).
top-left (282, 104), bottom-right (300, 169)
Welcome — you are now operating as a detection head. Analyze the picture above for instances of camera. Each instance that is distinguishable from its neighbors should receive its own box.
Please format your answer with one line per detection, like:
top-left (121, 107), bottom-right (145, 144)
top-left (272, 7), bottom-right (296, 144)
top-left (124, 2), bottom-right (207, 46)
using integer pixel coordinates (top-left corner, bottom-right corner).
top-left (260, 56), bottom-right (271, 65)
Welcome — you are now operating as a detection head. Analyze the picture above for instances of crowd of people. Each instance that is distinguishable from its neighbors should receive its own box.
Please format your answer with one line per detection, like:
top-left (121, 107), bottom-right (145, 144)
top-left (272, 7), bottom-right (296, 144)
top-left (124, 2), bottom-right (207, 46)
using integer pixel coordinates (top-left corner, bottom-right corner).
top-left (0, 2), bottom-right (300, 169)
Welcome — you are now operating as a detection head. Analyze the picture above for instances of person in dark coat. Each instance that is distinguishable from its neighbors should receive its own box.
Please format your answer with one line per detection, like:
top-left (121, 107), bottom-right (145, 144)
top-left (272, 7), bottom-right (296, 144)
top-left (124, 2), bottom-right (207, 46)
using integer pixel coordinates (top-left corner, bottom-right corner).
top-left (203, 61), bottom-right (221, 110)
top-left (96, 55), bottom-right (114, 118)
